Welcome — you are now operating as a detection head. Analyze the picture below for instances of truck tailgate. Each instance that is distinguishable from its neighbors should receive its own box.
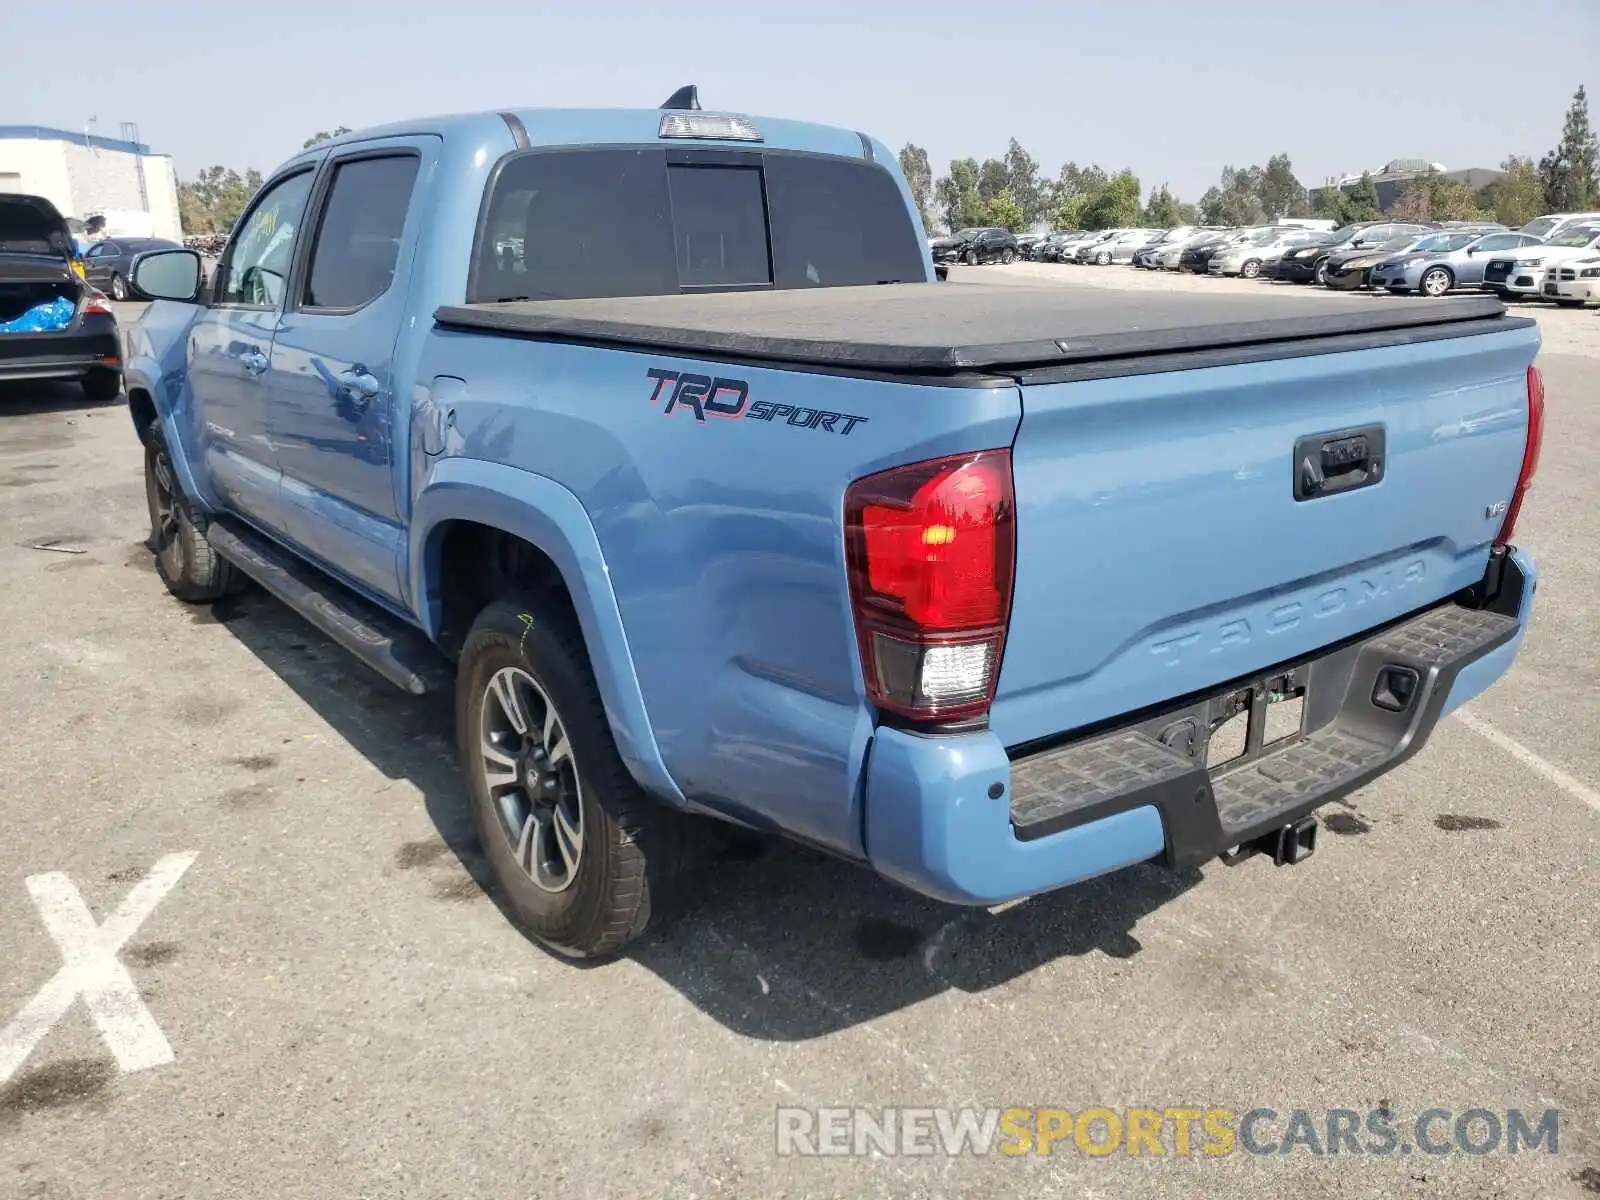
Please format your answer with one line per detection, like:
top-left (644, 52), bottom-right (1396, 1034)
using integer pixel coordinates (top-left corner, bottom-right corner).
top-left (992, 322), bottom-right (1540, 748)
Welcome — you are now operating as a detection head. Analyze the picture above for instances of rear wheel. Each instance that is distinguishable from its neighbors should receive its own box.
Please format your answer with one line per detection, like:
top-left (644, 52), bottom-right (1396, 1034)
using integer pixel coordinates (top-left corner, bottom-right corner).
top-left (457, 600), bottom-right (688, 957)
top-left (109, 273), bottom-right (128, 301)
top-left (143, 431), bottom-right (243, 603)
top-left (80, 369), bottom-right (121, 403)
top-left (1420, 266), bottom-right (1453, 297)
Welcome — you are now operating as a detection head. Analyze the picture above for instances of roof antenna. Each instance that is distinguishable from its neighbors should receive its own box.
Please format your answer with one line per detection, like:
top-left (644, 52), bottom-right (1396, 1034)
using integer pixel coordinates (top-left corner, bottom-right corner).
top-left (660, 84), bottom-right (701, 111)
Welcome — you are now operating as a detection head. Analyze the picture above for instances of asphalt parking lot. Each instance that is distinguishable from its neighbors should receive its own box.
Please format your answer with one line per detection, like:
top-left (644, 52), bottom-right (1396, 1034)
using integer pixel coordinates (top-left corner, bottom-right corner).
top-left (1, 283), bottom-right (1596, 1200)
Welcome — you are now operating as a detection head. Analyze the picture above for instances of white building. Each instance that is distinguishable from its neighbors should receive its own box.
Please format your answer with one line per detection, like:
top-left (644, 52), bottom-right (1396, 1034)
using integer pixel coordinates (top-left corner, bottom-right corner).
top-left (0, 124), bottom-right (182, 241)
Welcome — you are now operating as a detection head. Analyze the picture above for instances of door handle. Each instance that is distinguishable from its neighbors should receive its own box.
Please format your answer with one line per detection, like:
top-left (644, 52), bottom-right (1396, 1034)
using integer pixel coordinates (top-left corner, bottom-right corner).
top-left (240, 350), bottom-right (269, 375)
top-left (337, 368), bottom-right (381, 402)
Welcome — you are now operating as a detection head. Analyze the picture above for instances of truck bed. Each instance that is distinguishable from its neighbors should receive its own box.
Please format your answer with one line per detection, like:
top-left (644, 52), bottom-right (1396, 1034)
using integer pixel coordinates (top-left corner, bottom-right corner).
top-left (435, 283), bottom-right (1518, 376)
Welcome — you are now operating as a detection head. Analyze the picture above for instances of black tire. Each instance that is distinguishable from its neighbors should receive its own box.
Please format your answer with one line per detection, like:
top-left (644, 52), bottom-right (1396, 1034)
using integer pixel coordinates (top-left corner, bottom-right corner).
top-left (963, 249), bottom-right (977, 266)
top-left (1240, 259), bottom-right (1262, 279)
top-left (143, 430), bottom-right (243, 603)
top-left (81, 369), bottom-right (121, 403)
top-left (1313, 259), bottom-right (1330, 286)
top-left (1554, 298), bottom-right (1586, 308)
top-left (110, 273), bottom-right (128, 301)
top-left (1000, 248), bottom-right (1016, 265)
top-left (1095, 250), bottom-right (1111, 265)
top-left (457, 599), bottom-right (687, 957)
top-left (1420, 266), bottom-right (1453, 297)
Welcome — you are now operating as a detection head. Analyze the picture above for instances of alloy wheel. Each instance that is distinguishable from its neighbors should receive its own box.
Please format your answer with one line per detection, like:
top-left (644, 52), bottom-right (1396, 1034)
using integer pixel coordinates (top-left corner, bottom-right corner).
top-left (479, 666), bottom-right (584, 893)
top-left (147, 448), bottom-right (186, 577)
top-left (1422, 268), bottom-right (1451, 297)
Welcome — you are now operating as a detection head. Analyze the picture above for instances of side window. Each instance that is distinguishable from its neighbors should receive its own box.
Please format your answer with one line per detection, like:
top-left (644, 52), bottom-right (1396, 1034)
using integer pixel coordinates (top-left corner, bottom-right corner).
top-left (302, 155), bottom-right (421, 310)
top-left (217, 170), bottom-right (316, 308)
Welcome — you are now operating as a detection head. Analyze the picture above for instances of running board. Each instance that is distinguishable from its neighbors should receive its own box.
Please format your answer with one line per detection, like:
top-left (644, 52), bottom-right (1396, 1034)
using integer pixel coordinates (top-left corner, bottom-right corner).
top-left (206, 518), bottom-right (448, 696)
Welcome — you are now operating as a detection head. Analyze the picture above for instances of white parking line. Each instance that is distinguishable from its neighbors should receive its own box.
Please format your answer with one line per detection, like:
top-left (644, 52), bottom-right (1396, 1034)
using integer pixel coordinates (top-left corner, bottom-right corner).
top-left (0, 852), bottom-right (197, 1086)
top-left (1454, 709), bottom-right (1600, 816)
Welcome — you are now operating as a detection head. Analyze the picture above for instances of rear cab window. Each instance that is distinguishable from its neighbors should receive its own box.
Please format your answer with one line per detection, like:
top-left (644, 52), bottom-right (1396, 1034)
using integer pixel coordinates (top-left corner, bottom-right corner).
top-left (469, 146), bottom-right (926, 302)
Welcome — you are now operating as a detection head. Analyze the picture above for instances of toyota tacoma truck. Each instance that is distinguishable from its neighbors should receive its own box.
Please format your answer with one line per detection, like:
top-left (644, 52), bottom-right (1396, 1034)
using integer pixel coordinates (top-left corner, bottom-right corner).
top-left (119, 92), bottom-right (1545, 957)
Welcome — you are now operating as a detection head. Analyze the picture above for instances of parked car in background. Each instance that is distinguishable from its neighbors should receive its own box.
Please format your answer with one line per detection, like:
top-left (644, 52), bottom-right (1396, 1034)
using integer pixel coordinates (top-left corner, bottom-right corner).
top-left (1015, 233), bottom-right (1045, 258)
top-left (1052, 229), bottom-right (1115, 262)
top-left (930, 227), bottom-right (1019, 265)
top-left (1274, 222), bottom-right (1435, 284)
top-left (1485, 225), bottom-right (1600, 300)
top-left (1323, 229), bottom-right (1461, 291)
top-left (1370, 230), bottom-right (1542, 296)
top-left (1181, 228), bottom-right (1268, 274)
top-left (1150, 229), bottom-right (1225, 270)
top-left (1030, 231), bottom-right (1084, 260)
top-left (1208, 227), bottom-right (1323, 278)
top-left (0, 193), bottom-right (121, 401)
top-left (81, 237), bottom-right (183, 300)
top-left (1547, 254), bottom-right (1600, 306)
top-left (1077, 228), bottom-right (1162, 264)
top-left (1519, 212), bottom-right (1600, 241)
top-left (1130, 226), bottom-right (1204, 268)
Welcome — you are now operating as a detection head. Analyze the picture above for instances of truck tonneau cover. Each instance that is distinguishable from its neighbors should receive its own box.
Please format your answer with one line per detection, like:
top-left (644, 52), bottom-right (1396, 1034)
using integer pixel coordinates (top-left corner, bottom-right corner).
top-left (434, 283), bottom-right (1514, 375)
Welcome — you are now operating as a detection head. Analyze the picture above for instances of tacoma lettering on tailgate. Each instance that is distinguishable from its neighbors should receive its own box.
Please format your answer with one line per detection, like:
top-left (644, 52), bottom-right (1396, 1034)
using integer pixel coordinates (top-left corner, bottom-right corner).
top-left (1150, 560), bottom-right (1428, 665)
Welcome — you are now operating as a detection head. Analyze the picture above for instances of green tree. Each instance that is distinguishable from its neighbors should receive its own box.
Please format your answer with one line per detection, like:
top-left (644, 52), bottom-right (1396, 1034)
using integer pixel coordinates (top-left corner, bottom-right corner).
top-left (1001, 138), bottom-right (1046, 227)
top-left (1080, 169), bottom-right (1142, 229)
top-left (1390, 170), bottom-right (1488, 222)
top-left (934, 158), bottom-right (986, 231)
top-left (1485, 156), bottom-right (1545, 228)
top-left (1338, 172), bottom-right (1383, 222)
top-left (1538, 85), bottom-right (1598, 211)
top-left (1143, 183), bottom-right (1183, 228)
top-left (976, 158), bottom-right (1008, 204)
top-left (980, 189), bottom-right (1027, 232)
top-left (303, 126), bottom-right (353, 149)
top-left (1199, 166), bottom-right (1267, 226)
top-left (176, 166), bottom-right (264, 233)
top-left (1311, 179), bottom-right (1344, 220)
top-left (898, 143), bottom-right (934, 231)
top-left (1258, 154), bottom-right (1309, 218)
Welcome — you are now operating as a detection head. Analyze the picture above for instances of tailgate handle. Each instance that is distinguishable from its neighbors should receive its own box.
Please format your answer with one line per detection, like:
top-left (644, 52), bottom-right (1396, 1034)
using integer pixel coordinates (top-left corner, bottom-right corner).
top-left (1294, 426), bottom-right (1385, 501)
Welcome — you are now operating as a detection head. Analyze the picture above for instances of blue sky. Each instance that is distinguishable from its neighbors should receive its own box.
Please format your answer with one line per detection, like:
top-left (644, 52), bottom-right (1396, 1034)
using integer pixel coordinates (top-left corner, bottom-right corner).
top-left (1, 0), bottom-right (1593, 201)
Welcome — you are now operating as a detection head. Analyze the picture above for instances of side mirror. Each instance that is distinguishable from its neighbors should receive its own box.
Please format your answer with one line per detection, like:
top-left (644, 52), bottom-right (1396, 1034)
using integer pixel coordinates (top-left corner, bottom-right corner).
top-left (129, 248), bottom-right (203, 303)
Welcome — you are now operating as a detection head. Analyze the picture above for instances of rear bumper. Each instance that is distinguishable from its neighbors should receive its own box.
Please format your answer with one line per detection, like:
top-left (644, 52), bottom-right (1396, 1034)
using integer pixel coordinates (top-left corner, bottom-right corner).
top-left (864, 549), bottom-right (1536, 905)
top-left (0, 316), bottom-right (120, 383)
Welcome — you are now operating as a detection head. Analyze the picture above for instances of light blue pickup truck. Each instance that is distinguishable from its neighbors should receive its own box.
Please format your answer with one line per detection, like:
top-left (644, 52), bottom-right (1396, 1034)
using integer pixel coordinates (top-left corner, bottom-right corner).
top-left (121, 91), bottom-right (1545, 956)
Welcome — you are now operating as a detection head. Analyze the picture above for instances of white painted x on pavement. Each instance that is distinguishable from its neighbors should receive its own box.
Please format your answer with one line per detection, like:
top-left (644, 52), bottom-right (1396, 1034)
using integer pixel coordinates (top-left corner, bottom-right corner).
top-left (0, 852), bottom-right (198, 1086)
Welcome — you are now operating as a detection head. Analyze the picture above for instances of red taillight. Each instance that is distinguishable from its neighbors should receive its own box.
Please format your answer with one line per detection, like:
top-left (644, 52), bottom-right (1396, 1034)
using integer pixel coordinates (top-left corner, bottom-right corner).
top-left (1495, 365), bottom-right (1545, 548)
top-left (845, 449), bottom-right (1015, 721)
top-left (80, 291), bottom-right (114, 316)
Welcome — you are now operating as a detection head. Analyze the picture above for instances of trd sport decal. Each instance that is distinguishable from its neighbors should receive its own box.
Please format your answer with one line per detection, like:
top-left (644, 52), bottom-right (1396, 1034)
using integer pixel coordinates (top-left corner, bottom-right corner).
top-left (646, 368), bottom-right (868, 436)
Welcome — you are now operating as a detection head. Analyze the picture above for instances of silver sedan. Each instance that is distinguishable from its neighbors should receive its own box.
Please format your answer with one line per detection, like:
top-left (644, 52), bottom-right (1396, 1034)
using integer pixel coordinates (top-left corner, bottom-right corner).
top-left (1369, 230), bottom-right (1541, 295)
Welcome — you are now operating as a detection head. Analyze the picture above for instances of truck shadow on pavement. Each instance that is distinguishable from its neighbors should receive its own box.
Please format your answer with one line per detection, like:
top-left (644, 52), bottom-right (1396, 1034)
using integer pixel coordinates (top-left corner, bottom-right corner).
top-left (206, 588), bottom-right (1202, 1042)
